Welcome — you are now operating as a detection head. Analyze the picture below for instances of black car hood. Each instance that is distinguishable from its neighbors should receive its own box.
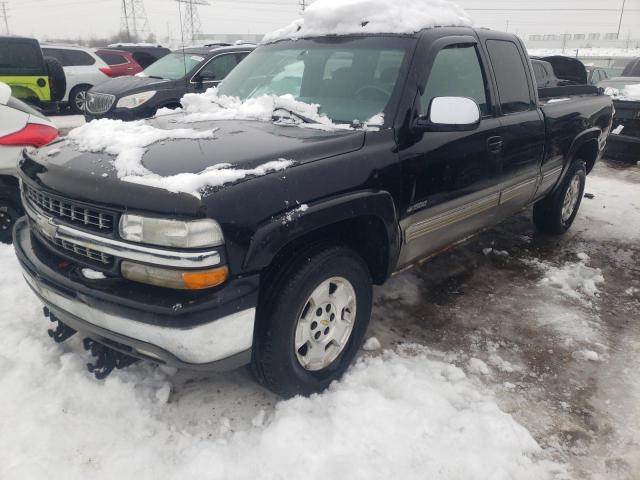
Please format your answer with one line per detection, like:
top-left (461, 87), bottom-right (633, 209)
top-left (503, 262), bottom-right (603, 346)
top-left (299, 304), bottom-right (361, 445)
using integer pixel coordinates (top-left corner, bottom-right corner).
top-left (90, 75), bottom-right (177, 96)
top-left (22, 116), bottom-right (365, 214)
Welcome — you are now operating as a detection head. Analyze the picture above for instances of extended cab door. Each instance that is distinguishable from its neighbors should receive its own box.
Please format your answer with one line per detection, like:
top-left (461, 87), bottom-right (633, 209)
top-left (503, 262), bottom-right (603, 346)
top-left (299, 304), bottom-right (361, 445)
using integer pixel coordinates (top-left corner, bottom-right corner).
top-left (396, 34), bottom-right (503, 268)
top-left (482, 36), bottom-right (545, 217)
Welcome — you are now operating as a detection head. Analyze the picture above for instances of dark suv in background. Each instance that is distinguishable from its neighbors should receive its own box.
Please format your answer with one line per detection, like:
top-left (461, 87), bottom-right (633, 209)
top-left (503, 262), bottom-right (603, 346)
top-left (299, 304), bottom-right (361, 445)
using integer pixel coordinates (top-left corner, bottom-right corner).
top-left (85, 44), bottom-right (255, 121)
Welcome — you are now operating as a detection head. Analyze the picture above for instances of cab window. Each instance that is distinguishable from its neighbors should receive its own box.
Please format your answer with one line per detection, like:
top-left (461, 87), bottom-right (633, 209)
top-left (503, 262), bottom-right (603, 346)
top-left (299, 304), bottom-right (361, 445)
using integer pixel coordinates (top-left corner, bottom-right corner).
top-left (421, 44), bottom-right (490, 116)
top-left (199, 54), bottom-right (238, 82)
top-left (485, 40), bottom-right (533, 114)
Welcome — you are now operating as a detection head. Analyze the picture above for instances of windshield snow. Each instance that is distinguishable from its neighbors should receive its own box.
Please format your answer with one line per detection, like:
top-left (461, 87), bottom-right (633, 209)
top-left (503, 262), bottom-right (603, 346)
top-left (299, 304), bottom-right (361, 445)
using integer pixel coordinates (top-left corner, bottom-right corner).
top-left (217, 37), bottom-right (411, 124)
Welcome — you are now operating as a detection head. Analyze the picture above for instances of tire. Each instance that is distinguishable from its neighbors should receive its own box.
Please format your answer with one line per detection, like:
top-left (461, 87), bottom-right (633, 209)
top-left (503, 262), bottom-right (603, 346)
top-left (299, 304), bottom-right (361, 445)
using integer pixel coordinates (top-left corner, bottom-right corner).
top-left (44, 57), bottom-right (66, 103)
top-left (252, 245), bottom-right (373, 397)
top-left (0, 194), bottom-right (23, 245)
top-left (533, 160), bottom-right (586, 235)
top-left (69, 85), bottom-right (91, 114)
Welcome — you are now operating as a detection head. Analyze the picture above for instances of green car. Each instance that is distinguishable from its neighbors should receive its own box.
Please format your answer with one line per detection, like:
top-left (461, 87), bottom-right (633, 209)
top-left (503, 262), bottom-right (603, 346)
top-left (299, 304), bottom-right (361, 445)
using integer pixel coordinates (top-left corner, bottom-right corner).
top-left (0, 36), bottom-right (65, 111)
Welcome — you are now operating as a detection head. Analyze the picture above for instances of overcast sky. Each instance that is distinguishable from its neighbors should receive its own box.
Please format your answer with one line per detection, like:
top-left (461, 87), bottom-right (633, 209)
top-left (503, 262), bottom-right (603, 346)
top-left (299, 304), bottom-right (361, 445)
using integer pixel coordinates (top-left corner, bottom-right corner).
top-left (3, 0), bottom-right (640, 42)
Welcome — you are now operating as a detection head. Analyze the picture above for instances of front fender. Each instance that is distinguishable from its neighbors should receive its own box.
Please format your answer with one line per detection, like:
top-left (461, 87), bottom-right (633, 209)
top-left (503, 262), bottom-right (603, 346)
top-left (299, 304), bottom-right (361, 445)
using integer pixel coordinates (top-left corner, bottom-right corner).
top-left (243, 190), bottom-right (400, 275)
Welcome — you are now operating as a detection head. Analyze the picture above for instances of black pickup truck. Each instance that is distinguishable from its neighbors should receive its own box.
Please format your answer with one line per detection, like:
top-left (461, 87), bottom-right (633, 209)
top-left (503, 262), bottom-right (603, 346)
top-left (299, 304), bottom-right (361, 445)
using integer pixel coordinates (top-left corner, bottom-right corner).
top-left (14, 27), bottom-right (613, 397)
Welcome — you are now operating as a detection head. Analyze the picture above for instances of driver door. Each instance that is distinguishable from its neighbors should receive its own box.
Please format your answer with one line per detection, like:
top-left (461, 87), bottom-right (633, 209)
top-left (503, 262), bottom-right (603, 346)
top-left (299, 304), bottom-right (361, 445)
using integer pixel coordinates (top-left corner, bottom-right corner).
top-left (397, 38), bottom-right (503, 267)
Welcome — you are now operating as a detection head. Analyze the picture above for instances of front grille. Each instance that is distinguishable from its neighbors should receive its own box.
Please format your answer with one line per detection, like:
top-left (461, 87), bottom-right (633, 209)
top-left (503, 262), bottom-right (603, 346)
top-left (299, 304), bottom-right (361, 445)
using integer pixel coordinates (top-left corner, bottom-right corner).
top-left (86, 92), bottom-right (116, 114)
top-left (25, 184), bottom-right (115, 233)
top-left (54, 238), bottom-right (114, 266)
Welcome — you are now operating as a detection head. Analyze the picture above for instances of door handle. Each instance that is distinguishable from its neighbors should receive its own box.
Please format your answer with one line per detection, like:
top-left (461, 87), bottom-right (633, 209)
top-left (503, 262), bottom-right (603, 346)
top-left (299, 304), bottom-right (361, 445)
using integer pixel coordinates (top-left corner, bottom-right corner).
top-left (487, 136), bottom-right (503, 154)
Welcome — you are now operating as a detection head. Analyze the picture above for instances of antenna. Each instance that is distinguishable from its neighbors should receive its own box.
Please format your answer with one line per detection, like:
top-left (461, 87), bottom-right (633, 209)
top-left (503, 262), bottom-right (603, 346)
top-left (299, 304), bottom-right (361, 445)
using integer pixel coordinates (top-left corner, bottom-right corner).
top-left (120, 0), bottom-right (151, 42)
top-left (175, 0), bottom-right (210, 45)
top-left (0, 1), bottom-right (9, 35)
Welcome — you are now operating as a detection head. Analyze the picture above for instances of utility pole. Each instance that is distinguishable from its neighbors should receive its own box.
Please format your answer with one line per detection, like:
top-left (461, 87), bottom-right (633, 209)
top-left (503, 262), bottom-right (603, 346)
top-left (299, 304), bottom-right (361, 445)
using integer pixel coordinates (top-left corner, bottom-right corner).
top-left (175, 0), bottom-right (210, 45)
top-left (120, 0), bottom-right (150, 42)
top-left (0, 1), bottom-right (9, 36)
top-left (299, 0), bottom-right (306, 13)
top-left (616, 0), bottom-right (626, 40)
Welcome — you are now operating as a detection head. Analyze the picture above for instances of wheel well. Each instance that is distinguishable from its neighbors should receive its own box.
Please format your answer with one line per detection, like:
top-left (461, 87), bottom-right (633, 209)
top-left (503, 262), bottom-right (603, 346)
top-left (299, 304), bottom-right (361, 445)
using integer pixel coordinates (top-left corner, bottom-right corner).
top-left (574, 140), bottom-right (598, 174)
top-left (70, 84), bottom-right (92, 95)
top-left (264, 216), bottom-right (391, 286)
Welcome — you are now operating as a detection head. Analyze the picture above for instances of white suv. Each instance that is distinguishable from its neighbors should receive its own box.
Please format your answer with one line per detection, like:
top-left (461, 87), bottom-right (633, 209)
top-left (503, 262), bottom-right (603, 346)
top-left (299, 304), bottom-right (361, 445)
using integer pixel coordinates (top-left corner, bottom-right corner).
top-left (41, 45), bottom-right (113, 114)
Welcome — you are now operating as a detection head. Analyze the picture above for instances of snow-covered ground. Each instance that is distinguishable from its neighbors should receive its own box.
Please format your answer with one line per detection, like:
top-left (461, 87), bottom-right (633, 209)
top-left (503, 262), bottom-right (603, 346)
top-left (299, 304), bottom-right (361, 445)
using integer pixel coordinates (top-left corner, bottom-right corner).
top-left (0, 160), bottom-right (638, 479)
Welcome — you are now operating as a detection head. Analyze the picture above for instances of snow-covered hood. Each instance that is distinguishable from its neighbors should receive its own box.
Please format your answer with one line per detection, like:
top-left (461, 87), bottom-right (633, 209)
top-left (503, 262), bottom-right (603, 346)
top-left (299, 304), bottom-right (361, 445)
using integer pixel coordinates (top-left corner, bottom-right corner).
top-left (32, 116), bottom-right (365, 199)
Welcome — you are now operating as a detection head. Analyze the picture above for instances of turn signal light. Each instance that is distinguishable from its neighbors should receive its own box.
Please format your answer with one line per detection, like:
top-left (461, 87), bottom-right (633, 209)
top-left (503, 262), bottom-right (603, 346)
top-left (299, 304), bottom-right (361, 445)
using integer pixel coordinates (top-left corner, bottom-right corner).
top-left (0, 123), bottom-right (58, 147)
top-left (182, 267), bottom-right (229, 290)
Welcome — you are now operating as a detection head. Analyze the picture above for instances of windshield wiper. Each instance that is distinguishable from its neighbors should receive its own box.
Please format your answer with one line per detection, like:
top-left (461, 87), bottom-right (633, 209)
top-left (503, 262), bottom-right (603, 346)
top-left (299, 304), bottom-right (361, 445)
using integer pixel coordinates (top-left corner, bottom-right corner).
top-left (272, 107), bottom-right (315, 125)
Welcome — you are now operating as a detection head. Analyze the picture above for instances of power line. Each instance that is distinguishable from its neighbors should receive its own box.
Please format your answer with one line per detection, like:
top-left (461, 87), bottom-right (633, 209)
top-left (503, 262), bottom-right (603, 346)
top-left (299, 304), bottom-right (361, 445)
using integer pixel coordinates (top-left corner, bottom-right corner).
top-left (121, 0), bottom-right (150, 41)
top-left (0, 1), bottom-right (9, 35)
top-left (175, 0), bottom-right (210, 44)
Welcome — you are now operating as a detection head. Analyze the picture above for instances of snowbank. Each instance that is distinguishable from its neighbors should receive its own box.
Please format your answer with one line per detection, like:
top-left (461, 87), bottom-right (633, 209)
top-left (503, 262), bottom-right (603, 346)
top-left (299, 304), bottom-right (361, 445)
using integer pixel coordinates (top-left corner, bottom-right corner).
top-left (0, 245), bottom-right (561, 480)
top-left (262, 0), bottom-right (473, 43)
top-left (67, 119), bottom-right (294, 198)
top-left (604, 84), bottom-right (640, 101)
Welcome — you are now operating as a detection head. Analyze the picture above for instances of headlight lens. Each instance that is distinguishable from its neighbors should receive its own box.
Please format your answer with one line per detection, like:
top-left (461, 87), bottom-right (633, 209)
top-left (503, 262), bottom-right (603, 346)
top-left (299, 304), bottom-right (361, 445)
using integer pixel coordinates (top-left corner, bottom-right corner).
top-left (119, 214), bottom-right (224, 248)
top-left (116, 90), bottom-right (156, 109)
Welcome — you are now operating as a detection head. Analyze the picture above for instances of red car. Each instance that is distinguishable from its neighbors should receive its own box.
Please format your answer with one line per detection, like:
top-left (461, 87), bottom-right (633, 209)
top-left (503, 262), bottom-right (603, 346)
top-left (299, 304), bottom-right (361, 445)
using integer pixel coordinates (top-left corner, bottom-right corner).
top-left (95, 49), bottom-right (143, 77)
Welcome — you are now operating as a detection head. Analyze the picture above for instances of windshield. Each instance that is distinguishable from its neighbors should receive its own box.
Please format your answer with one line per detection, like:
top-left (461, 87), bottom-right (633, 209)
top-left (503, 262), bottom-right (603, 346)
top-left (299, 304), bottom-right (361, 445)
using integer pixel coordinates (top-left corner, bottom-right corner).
top-left (218, 37), bottom-right (413, 124)
top-left (142, 52), bottom-right (204, 80)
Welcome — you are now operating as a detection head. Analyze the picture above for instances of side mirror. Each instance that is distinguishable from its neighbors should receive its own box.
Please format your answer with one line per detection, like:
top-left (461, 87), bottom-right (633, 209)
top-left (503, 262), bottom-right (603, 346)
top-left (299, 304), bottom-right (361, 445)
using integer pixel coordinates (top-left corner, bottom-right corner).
top-left (419, 96), bottom-right (481, 132)
top-left (0, 81), bottom-right (11, 105)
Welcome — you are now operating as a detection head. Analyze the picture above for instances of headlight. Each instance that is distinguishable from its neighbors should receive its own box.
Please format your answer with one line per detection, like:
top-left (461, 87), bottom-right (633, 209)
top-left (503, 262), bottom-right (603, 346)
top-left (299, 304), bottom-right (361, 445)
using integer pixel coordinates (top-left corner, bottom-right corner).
top-left (119, 214), bottom-right (224, 248)
top-left (116, 90), bottom-right (156, 109)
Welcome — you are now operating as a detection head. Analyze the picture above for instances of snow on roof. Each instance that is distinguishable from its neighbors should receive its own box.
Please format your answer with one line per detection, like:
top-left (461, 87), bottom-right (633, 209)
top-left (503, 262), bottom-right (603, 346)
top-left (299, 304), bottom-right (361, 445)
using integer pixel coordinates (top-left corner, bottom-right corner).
top-left (605, 84), bottom-right (640, 101)
top-left (262, 0), bottom-right (473, 43)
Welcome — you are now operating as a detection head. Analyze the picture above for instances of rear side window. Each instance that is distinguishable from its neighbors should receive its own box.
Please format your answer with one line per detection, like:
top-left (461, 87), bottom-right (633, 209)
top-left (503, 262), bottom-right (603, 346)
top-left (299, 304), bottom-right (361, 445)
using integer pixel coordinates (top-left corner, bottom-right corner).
top-left (421, 44), bottom-right (489, 116)
top-left (485, 40), bottom-right (533, 114)
top-left (532, 62), bottom-right (545, 84)
top-left (98, 53), bottom-right (128, 65)
top-left (199, 54), bottom-right (238, 81)
top-left (0, 41), bottom-right (44, 75)
top-left (63, 50), bottom-right (96, 66)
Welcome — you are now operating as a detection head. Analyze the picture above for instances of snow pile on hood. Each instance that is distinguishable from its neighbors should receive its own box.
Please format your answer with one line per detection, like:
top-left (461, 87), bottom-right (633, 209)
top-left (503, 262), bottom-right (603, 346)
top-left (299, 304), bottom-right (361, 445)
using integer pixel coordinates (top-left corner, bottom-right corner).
top-left (158, 87), bottom-right (354, 130)
top-left (262, 0), bottom-right (473, 43)
top-left (67, 119), bottom-right (294, 198)
top-left (0, 246), bottom-right (562, 480)
top-left (604, 84), bottom-right (640, 101)
top-left (124, 159), bottom-right (294, 198)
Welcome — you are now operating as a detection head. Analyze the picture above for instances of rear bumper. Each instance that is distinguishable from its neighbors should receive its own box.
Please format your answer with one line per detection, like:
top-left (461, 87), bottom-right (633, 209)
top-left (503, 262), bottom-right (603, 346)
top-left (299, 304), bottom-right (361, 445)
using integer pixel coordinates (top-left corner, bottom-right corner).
top-left (605, 134), bottom-right (640, 163)
top-left (13, 217), bottom-right (258, 371)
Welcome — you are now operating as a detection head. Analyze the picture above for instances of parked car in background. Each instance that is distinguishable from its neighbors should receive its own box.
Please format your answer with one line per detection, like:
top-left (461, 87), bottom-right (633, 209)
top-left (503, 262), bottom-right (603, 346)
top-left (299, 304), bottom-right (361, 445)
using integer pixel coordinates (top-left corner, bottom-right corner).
top-left (85, 44), bottom-right (254, 121)
top-left (0, 82), bottom-right (58, 244)
top-left (15, 27), bottom-right (613, 396)
top-left (95, 49), bottom-right (144, 77)
top-left (0, 36), bottom-right (66, 111)
top-left (41, 45), bottom-right (113, 114)
top-left (586, 65), bottom-right (610, 85)
top-left (105, 44), bottom-right (171, 69)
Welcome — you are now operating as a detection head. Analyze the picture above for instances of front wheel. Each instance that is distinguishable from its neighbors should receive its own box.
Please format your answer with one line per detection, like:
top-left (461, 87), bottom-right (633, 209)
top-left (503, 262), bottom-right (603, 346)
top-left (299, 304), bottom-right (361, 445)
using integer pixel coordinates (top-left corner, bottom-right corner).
top-left (533, 160), bottom-right (586, 235)
top-left (252, 245), bottom-right (373, 397)
top-left (69, 85), bottom-right (90, 114)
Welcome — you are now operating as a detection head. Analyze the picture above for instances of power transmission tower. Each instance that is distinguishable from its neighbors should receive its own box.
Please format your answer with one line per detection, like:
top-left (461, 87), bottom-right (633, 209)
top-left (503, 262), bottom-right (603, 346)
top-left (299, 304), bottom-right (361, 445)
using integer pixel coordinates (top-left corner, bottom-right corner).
top-left (0, 1), bottom-right (9, 35)
top-left (176, 0), bottom-right (210, 44)
top-left (299, 0), bottom-right (306, 13)
top-left (120, 0), bottom-right (150, 42)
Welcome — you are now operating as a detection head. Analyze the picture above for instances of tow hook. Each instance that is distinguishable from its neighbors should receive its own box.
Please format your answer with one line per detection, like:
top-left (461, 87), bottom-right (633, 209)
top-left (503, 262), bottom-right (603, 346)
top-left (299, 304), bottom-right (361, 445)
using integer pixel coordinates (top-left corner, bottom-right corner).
top-left (83, 338), bottom-right (139, 380)
top-left (45, 307), bottom-right (77, 343)
top-left (43, 307), bottom-right (139, 380)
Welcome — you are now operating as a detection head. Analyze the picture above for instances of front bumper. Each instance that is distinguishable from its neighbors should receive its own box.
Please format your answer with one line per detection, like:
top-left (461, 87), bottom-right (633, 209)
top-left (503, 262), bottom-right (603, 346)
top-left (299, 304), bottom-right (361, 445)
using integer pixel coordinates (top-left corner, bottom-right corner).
top-left (13, 217), bottom-right (258, 370)
top-left (84, 105), bottom-right (155, 122)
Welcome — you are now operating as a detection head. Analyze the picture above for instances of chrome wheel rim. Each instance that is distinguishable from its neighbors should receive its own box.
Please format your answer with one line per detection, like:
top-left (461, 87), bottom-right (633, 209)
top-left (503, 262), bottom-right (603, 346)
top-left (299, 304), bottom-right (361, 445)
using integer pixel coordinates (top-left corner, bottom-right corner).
top-left (75, 90), bottom-right (87, 111)
top-left (294, 277), bottom-right (357, 371)
top-left (562, 175), bottom-right (581, 222)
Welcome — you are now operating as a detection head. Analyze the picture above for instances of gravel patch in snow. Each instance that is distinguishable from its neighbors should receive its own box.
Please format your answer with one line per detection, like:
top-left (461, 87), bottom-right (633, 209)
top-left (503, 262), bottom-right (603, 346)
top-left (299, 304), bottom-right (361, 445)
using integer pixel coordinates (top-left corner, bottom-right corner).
top-left (262, 0), bottom-right (473, 43)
